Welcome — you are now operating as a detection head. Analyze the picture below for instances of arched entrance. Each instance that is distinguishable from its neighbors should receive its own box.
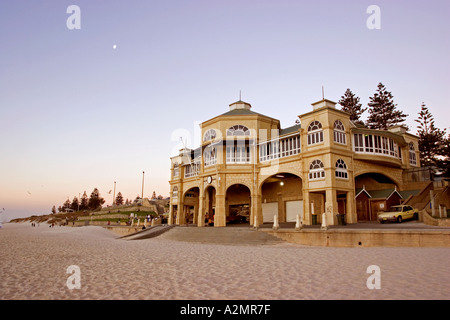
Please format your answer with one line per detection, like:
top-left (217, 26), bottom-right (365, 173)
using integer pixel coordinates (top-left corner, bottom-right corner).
top-left (183, 187), bottom-right (200, 225)
top-left (355, 172), bottom-right (400, 221)
top-left (260, 173), bottom-right (303, 224)
top-left (355, 172), bottom-right (398, 190)
top-left (225, 184), bottom-right (251, 225)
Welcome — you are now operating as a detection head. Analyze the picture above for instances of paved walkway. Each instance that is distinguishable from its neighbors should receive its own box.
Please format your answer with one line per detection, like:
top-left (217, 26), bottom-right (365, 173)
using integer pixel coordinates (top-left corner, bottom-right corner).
top-left (226, 220), bottom-right (450, 230)
top-left (157, 225), bottom-right (286, 245)
top-left (192, 220), bottom-right (449, 230)
top-left (154, 221), bottom-right (450, 246)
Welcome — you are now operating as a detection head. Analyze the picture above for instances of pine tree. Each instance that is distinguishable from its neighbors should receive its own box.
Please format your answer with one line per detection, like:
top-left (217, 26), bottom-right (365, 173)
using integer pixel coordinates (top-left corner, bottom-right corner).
top-left (51, 205), bottom-right (56, 214)
top-left (80, 191), bottom-right (88, 210)
top-left (415, 103), bottom-right (447, 167)
top-left (338, 88), bottom-right (366, 124)
top-left (88, 188), bottom-right (105, 210)
top-left (366, 83), bottom-right (408, 130)
top-left (115, 192), bottom-right (124, 206)
top-left (63, 199), bottom-right (71, 212)
top-left (441, 135), bottom-right (450, 177)
top-left (70, 196), bottom-right (79, 211)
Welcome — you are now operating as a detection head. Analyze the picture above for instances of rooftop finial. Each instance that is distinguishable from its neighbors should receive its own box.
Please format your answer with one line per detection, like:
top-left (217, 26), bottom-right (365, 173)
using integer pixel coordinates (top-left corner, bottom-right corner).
top-left (322, 86), bottom-right (325, 100)
top-left (239, 89), bottom-right (242, 101)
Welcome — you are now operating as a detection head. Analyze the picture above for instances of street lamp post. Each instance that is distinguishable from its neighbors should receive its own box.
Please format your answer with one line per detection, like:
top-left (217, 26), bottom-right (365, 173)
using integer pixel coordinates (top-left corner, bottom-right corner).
top-left (142, 171), bottom-right (145, 200)
top-left (113, 181), bottom-right (116, 206)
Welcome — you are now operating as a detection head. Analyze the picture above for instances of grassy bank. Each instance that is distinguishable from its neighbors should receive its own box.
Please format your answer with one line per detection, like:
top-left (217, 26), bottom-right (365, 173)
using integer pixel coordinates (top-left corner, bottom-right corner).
top-left (88, 211), bottom-right (158, 222)
top-left (10, 209), bottom-right (161, 225)
top-left (10, 211), bottom-right (90, 225)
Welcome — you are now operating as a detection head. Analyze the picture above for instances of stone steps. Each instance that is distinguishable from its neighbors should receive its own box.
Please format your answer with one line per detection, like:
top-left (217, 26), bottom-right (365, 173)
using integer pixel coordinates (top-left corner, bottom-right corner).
top-left (121, 224), bottom-right (175, 240)
top-left (158, 225), bottom-right (286, 246)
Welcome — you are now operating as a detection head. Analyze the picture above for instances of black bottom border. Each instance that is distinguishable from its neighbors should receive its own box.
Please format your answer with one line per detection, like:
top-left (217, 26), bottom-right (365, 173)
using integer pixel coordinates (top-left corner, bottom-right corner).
top-left (0, 300), bottom-right (443, 319)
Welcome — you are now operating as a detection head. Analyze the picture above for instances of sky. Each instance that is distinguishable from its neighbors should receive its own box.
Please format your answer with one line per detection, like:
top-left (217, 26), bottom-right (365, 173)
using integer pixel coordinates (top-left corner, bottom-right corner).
top-left (0, 0), bottom-right (449, 221)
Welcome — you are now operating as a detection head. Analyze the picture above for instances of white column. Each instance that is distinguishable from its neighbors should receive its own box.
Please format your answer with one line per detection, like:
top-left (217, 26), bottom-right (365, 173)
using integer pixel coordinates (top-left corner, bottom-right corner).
top-left (321, 212), bottom-right (328, 231)
top-left (295, 213), bottom-right (303, 231)
top-left (273, 214), bottom-right (279, 230)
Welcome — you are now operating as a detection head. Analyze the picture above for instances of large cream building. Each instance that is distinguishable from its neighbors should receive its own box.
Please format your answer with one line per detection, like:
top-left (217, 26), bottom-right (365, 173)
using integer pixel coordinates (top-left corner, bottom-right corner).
top-left (168, 98), bottom-right (423, 227)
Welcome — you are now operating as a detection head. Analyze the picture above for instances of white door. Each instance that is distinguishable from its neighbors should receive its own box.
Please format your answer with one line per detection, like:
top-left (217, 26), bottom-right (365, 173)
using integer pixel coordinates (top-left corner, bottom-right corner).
top-left (262, 202), bottom-right (278, 222)
top-left (286, 200), bottom-right (303, 222)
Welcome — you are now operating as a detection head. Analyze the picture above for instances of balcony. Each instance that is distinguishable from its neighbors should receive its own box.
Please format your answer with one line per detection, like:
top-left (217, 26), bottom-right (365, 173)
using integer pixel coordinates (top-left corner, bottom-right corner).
top-left (352, 133), bottom-right (405, 167)
top-left (184, 162), bottom-right (200, 178)
top-left (259, 134), bottom-right (301, 162)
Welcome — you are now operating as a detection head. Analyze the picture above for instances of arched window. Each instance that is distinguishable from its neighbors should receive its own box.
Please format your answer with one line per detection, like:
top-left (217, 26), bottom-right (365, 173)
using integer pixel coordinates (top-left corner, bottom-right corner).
top-left (173, 163), bottom-right (179, 177)
top-left (335, 159), bottom-right (348, 179)
top-left (309, 159), bottom-right (325, 180)
top-left (172, 186), bottom-right (178, 199)
top-left (203, 129), bottom-right (217, 142)
top-left (226, 125), bottom-right (250, 136)
top-left (333, 120), bottom-right (346, 144)
top-left (307, 121), bottom-right (323, 145)
top-left (409, 142), bottom-right (417, 166)
top-left (204, 145), bottom-right (217, 167)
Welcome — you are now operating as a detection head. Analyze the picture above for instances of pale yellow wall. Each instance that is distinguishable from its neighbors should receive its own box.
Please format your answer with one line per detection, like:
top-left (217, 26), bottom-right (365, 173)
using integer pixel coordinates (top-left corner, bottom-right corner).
top-left (168, 100), bottom-right (422, 227)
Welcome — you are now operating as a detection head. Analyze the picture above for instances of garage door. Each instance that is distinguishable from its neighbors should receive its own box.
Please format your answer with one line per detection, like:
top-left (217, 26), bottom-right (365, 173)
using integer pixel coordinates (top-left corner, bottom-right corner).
top-left (286, 200), bottom-right (303, 222)
top-left (262, 202), bottom-right (278, 222)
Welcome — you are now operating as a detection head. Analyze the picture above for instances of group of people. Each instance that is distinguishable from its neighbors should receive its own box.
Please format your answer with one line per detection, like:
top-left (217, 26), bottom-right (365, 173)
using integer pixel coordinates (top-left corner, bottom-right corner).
top-left (124, 214), bottom-right (158, 226)
top-left (31, 222), bottom-right (56, 227)
top-left (179, 212), bottom-right (214, 226)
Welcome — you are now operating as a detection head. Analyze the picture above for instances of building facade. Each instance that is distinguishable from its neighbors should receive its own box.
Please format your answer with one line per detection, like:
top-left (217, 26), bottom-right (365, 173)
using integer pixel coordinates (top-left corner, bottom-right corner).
top-left (168, 98), bottom-right (422, 227)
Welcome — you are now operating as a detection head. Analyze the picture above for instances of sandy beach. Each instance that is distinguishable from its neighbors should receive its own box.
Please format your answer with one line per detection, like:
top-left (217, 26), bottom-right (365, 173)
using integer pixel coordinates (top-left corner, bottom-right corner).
top-left (0, 222), bottom-right (449, 300)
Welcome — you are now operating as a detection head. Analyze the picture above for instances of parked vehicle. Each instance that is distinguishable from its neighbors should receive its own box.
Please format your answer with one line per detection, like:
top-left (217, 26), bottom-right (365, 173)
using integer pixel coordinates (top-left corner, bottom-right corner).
top-left (378, 205), bottom-right (419, 223)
